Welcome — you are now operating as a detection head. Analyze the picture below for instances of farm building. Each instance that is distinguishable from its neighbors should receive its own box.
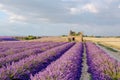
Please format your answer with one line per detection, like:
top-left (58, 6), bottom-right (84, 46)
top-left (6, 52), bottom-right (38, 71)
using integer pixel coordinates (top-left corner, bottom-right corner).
top-left (68, 30), bottom-right (83, 42)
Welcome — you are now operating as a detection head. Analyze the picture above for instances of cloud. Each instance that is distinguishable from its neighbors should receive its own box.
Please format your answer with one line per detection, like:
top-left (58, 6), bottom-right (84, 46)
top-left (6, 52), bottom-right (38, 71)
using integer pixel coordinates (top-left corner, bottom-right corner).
top-left (0, 0), bottom-right (119, 25)
top-left (118, 5), bottom-right (120, 8)
top-left (9, 14), bottom-right (26, 23)
top-left (69, 3), bottom-right (98, 15)
top-left (82, 3), bottom-right (98, 13)
top-left (0, 3), bottom-right (26, 23)
top-left (0, 0), bottom-right (120, 36)
top-left (69, 8), bottom-right (79, 14)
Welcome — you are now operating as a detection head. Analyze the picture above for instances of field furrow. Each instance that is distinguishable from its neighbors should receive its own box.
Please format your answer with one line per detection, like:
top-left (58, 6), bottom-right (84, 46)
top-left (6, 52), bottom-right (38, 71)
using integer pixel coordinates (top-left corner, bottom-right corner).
top-left (31, 42), bottom-right (83, 80)
top-left (0, 42), bottom-right (74, 80)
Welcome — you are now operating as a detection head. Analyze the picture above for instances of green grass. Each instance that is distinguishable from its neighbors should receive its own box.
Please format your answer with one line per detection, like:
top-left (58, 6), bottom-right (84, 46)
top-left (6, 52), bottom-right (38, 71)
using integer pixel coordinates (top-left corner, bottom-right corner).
top-left (98, 43), bottom-right (118, 52)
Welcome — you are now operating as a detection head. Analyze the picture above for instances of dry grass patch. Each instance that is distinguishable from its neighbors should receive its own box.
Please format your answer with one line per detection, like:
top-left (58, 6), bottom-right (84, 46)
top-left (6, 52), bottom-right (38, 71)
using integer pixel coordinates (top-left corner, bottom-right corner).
top-left (83, 37), bottom-right (120, 50)
top-left (26, 36), bottom-right (68, 42)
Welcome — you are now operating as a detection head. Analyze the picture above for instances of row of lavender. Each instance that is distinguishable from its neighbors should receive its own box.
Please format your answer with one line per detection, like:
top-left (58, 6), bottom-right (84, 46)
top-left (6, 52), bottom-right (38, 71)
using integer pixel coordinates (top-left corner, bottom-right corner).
top-left (0, 36), bottom-right (17, 41)
top-left (0, 41), bottom-right (48, 57)
top-left (31, 42), bottom-right (83, 80)
top-left (0, 42), bottom-right (67, 68)
top-left (1, 41), bottom-right (119, 80)
top-left (0, 42), bottom-right (75, 80)
top-left (0, 41), bottom-right (62, 57)
top-left (86, 42), bottom-right (120, 80)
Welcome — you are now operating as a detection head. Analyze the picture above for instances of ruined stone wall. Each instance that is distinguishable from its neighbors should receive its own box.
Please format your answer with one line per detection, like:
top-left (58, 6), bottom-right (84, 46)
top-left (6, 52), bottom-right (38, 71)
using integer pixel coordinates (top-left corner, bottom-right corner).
top-left (68, 32), bottom-right (83, 42)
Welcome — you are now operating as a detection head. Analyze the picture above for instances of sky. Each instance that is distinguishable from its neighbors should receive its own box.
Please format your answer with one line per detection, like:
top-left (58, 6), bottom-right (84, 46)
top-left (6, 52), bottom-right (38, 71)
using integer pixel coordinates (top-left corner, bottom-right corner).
top-left (0, 0), bottom-right (120, 36)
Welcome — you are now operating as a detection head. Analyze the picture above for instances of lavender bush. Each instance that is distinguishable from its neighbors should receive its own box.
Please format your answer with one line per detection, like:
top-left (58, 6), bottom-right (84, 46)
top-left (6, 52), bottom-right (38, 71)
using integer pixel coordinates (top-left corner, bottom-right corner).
top-left (31, 42), bottom-right (83, 80)
top-left (0, 36), bottom-right (18, 41)
top-left (0, 42), bottom-right (74, 80)
top-left (0, 42), bottom-right (66, 67)
top-left (0, 42), bottom-right (63, 57)
top-left (86, 42), bottom-right (120, 80)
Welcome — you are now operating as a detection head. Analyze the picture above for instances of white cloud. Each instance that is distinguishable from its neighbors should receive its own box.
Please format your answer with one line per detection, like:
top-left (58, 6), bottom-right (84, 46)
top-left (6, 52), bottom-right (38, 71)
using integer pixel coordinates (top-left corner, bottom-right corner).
top-left (0, 3), bottom-right (3, 8)
top-left (118, 5), bottom-right (120, 8)
top-left (0, 0), bottom-right (120, 36)
top-left (69, 7), bottom-right (80, 14)
top-left (0, 0), bottom-right (120, 25)
top-left (0, 3), bottom-right (26, 23)
top-left (69, 3), bottom-right (98, 14)
top-left (9, 14), bottom-right (26, 23)
top-left (82, 3), bottom-right (98, 13)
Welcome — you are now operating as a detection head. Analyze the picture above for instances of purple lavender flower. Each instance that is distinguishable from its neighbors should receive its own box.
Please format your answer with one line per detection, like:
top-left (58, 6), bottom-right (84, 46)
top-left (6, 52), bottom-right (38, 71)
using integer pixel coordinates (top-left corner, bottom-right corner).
top-left (31, 42), bottom-right (83, 80)
top-left (0, 42), bottom-right (66, 68)
top-left (0, 42), bottom-right (74, 80)
top-left (86, 42), bottom-right (120, 80)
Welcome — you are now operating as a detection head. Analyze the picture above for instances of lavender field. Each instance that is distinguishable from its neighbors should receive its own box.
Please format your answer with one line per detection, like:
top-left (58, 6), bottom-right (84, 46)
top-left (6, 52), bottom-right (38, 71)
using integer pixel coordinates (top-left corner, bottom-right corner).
top-left (0, 0), bottom-right (120, 79)
top-left (0, 40), bottom-right (120, 80)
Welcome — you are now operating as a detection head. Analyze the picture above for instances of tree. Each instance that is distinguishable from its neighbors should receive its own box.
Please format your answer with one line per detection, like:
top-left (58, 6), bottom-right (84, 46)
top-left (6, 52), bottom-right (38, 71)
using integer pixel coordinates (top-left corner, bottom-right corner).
top-left (69, 30), bottom-right (76, 36)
